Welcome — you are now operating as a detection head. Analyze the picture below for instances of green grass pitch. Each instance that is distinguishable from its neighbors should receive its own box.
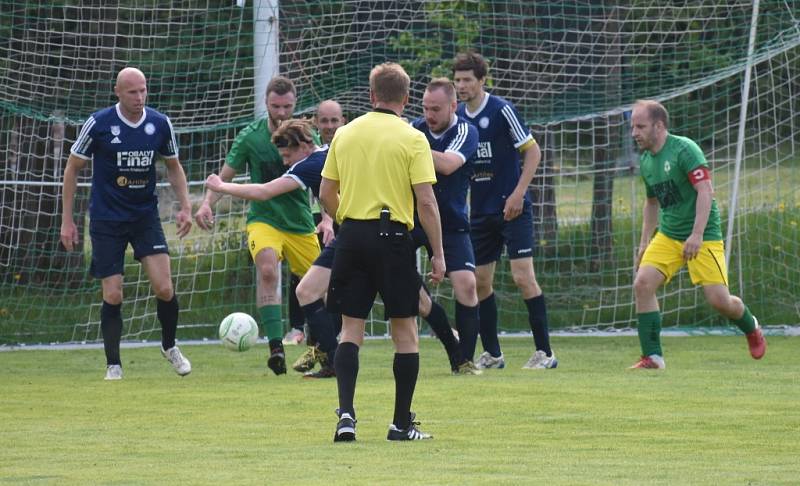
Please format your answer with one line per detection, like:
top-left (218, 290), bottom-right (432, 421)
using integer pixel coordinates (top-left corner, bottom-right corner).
top-left (1, 336), bottom-right (798, 485)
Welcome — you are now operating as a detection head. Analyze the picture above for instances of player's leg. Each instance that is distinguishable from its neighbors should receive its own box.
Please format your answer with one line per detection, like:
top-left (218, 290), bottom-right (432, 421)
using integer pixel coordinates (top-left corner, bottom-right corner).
top-left (689, 241), bottom-right (766, 359)
top-left (89, 219), bottom-right (128, 379)
top-left (284, 273), bottom-right (306, 345)
top-left (247, 222), bottom-right (287, 375)
top-left (631, 233), bottom-right (681, 369)
top-left (450, 269), bottom-right (481, 374)
top-left (471, 214), bottom-right (505, 367)
top-left (418, 284), bottom-right (465, 372)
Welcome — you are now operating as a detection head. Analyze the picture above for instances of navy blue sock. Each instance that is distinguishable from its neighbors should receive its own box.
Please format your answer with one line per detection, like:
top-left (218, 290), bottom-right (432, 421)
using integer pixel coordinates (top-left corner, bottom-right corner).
top-left (455, 302), bottom-right (480, 362)
top-left (478, 293), bottom-right (501, 357)
top-left (424, 301), bottom-right (463, 369)
top-left (525, 294), bottom-right (552, 356)
top-left (392, 352), bottom-right (419, 429)
top-left (334, 342), bottom-right (359, 417)
top-left (301, 299), bottom-right (338, 361)
top-left (100, 301), bottom-right (122, 365)
top-left (157, 295), bottom-right (179, 350)
top-left (288, 274), bottom-right (305, 335)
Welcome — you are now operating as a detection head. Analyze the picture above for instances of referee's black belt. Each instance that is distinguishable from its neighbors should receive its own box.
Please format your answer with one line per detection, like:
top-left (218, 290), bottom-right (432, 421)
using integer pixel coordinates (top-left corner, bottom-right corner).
top-left (341, 218), bottom-right (409, 233)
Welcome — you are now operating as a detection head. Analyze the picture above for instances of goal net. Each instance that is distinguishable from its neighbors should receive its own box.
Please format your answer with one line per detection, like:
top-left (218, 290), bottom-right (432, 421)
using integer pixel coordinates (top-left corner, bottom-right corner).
top-left (1, 0), bottom-right (798, 344)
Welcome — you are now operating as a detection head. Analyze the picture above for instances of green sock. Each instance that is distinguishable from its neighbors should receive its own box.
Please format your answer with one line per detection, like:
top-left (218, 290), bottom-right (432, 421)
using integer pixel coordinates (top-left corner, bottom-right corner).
top-left (731, 305), bottom-right (756, 334)
top-left (259, 305), bottom-right (283, 342)
top-left (637, 311), bottom-right (663, 357)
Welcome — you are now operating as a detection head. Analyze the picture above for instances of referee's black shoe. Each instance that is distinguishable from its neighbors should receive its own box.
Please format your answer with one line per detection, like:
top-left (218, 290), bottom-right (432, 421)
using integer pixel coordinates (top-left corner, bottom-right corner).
top-left (334, 409), bottom-right (356, 442)
top-left (387, 412), bottom-right (433, 441)
top-left (267, 344), bottom-right (287, 375)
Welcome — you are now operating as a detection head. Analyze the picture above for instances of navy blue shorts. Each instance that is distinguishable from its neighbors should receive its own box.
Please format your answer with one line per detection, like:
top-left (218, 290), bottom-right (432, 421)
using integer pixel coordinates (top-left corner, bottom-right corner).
top-left (312, 239), bottom-right (337, 269)
top-left (89, 213), bottom-right (169, 279)
top-left (470, 205), bottom-right (534, 265)
top-left (411, 228), bottom-right (476, 274)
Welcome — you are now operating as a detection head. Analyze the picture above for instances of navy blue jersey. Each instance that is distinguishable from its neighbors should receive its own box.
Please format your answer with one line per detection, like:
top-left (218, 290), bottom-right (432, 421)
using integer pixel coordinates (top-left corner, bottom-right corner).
top-left (411, 116), bottom-right (479, 232)
top-left (282, 147), bottom-right (328, 199)
top-left (71, 104), bottom-right (178, 221)
top-left (456, 93), bottom-right (535, 216)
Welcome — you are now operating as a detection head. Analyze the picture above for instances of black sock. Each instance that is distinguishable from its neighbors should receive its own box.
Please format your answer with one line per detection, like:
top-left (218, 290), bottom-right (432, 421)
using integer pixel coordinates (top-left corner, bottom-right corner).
top-left (478, 293), bottom-right (501, 357)
top-left (288, 274), bottom-right (305, 333)
top-left (100, 301), bottom-right (123, 366)
top-left (525, 294), bottom-right (552, 356)
top-left (424, 301), bottom-right (463, 369)
top-left (268, 338), bottom-right (284, 353)
top-left (392, 352), bottom-right (419, 429)
top-left (455, 302), bottom-right (480, 362)
top-left (301, 299), bottom-right (338, 361)
top-left (157, 294), bottom-right (179, 351)
top-left (334, 342), bottom-right (359, 417)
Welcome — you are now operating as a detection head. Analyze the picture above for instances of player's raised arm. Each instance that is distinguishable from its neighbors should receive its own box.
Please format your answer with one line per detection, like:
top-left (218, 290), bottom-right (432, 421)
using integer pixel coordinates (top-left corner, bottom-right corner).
top-left (60, 153), bottom-right (88, 251)
top-left (205, 174), bottom-right (299, 202)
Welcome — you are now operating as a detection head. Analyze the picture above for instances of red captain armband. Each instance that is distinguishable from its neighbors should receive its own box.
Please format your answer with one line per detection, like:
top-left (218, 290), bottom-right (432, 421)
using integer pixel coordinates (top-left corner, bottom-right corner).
top-left (688, 166), bottom-right (711, 185)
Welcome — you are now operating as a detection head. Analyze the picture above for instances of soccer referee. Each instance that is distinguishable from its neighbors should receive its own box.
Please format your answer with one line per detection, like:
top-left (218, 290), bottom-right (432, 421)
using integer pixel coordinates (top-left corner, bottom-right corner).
top-left (320, 62), bottom-right (445, 442)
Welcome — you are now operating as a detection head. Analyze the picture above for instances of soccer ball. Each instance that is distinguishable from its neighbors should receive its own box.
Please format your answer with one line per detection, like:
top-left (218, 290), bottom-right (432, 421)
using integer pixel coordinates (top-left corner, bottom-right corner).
top-left (218, 312), bottom-right (259, 352)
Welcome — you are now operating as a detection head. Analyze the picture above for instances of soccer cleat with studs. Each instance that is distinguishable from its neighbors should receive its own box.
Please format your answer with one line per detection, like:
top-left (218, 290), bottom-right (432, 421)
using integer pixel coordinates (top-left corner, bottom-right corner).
top-left (334, 409), bottom-right (356, 442)
top-left (162, 346), bottom-right (192, 376)
top-left (104, 364), bottom-right (123, 380)
top-left (387, 412), bottom-right (432, 441)
top-left (475, 351), bottom-right (505, 369)
top-left (522, 350), bottom-right (558, 369)
top-left (452, 360), bottom-right (482, 375)
top-left (292, 346), bottom-right (318, 372)
top-left (628, 354), bottom-right (665, 369)
top-left (267, 346), bottom-right (287, 375)
top-left (745, 317), bottom-right (767, 360)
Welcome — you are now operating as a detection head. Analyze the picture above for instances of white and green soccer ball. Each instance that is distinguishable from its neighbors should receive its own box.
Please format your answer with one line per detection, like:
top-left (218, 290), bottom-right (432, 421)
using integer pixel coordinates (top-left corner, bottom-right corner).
top-left (218, 312), bottom-right (259, 352)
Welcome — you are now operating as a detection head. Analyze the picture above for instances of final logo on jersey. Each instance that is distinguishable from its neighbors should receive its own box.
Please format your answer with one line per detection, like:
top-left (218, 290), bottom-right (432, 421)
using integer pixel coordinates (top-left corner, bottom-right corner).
top-left (117, 150), bottom-right (155, 170)
top-left (144, 123), bottom-right (156, 135)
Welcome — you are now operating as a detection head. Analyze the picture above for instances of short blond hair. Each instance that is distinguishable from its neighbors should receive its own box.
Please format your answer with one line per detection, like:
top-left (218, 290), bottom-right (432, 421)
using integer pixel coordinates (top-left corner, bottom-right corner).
top-left (426, 77), bottom-right (456, 101)
top-left (369, 63), bottom-right (410, 104)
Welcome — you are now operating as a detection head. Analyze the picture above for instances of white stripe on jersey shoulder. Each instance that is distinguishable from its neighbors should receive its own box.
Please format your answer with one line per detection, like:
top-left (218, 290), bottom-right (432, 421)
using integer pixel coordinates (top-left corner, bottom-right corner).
top-left (72, 116), bottom-right (96, 156)
top-left (501, 104), bottom-right (530, 146)
top-left (445, 122), bottom-right (469, 154)
top-left (463, 92), bottom-right (490, 118)
top-left (165, 116), bottom-right (179, 157)
top-left (282, 173), bottom-right (307, 191)
top-left (115, 103), bottom-right (147, 128)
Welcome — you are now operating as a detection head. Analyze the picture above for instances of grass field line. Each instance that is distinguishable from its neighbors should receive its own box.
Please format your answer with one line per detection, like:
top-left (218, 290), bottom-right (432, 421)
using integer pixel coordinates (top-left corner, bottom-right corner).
top-left (3, 326), bottom-right (798, 352)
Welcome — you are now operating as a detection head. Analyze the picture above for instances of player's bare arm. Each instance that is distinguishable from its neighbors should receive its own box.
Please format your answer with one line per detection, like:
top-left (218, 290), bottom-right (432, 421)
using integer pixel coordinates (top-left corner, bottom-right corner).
top-left (431, 150), bottom-right (464, 175)
top-left (316, 210), bottom-right (335, 245)
top-left (164, 156), bottom-right (192, 238)
top-left (413, 182), bottom-right (445, 283)
top-left (684, 178), bottom-right (714, 261)
top-left (60, 153), bottom-right (88, 251)
top-left (319, 177), bottom-right (340, 222)
top-left (205, 174), bottom-right (299, 202)
top-left (195, 163), bottom-right (237, 230)
top-left (504, 141), bottom-right (541, 221)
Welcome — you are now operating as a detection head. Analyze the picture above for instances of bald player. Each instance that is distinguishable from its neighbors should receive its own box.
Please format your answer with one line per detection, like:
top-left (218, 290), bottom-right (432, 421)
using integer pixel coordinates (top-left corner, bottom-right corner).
top-left (61, 67), bottom-right (193, 381)
top-left (314, 99), bottom-right (347, 145)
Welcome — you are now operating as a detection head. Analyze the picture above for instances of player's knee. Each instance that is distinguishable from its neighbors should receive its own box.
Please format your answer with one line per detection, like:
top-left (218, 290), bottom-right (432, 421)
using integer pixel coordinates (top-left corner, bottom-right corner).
top-left (418, 294), bottom-right (432, 317)
top-left (633, 274), bottom-right (657, 297)
top-left (103, 289), bottom-right (123, 305)
top-left (295, 280), bottom-right (317, 306)
top-left (257, 263), bottom-right (280, 285)
top-left (152, 281), bottom-right (174, 301)
top-left (511, 270), bottom-right (534, 292)
top-left (706, 293), bottom-right (730, 313)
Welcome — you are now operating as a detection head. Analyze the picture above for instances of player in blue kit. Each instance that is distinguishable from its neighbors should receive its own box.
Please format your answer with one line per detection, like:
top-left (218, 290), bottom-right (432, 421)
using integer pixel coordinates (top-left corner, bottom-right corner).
top-left (410, 78), bottom-right (482, 375)
top-left (453, 52), bottom-right (557, 370)
top-left (205, 119), bottom-right (339, 379)
top-left (60, 67), bottom-right (192, 380)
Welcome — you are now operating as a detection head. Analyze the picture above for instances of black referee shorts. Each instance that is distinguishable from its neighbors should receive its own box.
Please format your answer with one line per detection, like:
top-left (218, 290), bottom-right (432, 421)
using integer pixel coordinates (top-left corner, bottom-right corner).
top-left (327, 219), bottom-right (420, 319)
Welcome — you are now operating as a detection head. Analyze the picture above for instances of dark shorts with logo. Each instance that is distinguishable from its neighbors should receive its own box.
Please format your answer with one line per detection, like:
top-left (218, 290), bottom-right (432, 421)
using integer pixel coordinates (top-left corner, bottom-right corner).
top-left (470, 205), bottom-right (535, 265)
top-left (411, 228), bottom-right (476, 274)
top-left (89, 212), bottom-right (168, 278)
top-left (327, 219), bottom-right (420, 319)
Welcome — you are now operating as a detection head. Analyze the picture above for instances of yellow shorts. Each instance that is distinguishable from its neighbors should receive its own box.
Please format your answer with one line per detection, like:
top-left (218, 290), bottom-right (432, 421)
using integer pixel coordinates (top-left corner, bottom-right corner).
top-left (246, 222), bottom-right (320, 276)
top-left (640, 232), bottom-right (728, 286)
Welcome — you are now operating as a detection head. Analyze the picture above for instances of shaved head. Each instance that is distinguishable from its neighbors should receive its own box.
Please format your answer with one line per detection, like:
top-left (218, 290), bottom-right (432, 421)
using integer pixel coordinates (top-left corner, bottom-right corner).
top-left (114, 67), bottom-right (148, 122)
top-left (315, 99), bottom-right (346, 145)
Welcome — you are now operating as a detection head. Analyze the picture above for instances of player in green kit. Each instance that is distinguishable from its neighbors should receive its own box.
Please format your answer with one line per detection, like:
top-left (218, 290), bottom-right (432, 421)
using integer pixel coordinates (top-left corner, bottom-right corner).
top-left (195, 77), bottom-right (321, 375)
top-left (630, 100), bottom-right (766, 369)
